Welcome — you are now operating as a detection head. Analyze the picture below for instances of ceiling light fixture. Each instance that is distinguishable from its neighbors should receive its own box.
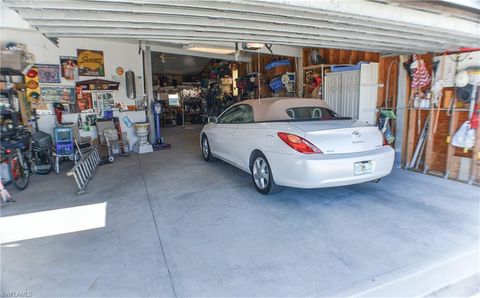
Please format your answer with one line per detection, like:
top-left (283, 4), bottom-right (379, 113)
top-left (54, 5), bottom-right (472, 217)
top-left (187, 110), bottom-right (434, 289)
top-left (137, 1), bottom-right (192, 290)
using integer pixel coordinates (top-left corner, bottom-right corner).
top-left (184, 44), bottom-right (235, 55)
top-left (242, 42), bottom-right (265, 51)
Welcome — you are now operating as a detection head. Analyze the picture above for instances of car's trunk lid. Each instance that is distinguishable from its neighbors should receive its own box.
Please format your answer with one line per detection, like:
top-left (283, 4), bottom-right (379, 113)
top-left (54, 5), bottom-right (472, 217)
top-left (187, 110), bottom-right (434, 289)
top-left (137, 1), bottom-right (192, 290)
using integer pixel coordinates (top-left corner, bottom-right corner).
top-left (290, 120), bottom-right (383, 154)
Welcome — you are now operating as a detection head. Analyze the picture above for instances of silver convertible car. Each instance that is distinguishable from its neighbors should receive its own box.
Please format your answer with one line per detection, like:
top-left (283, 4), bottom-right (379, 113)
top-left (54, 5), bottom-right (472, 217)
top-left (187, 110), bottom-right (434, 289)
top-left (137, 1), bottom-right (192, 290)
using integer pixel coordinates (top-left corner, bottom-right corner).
top-left (200, 97), bottom-right (394, 194)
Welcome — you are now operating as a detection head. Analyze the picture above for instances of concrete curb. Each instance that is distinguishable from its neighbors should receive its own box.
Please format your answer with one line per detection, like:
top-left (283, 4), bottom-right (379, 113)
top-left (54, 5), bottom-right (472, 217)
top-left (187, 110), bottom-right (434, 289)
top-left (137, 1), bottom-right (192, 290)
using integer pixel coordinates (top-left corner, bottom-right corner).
top-left (335, 248), bottom-right (479, 297)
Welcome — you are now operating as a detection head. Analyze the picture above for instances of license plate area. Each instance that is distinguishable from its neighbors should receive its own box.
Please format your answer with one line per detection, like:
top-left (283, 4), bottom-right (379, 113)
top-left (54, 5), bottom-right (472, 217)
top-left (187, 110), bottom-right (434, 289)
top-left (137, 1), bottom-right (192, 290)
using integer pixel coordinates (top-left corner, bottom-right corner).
top-left (354, 160), bottom-right (373, 175)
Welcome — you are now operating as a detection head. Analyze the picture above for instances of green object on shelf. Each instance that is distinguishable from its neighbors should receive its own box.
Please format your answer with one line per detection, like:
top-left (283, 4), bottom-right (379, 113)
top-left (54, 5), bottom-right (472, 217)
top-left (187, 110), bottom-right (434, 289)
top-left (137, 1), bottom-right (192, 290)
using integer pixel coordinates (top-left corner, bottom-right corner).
top-left (380, 109), bottom-right (396, 120)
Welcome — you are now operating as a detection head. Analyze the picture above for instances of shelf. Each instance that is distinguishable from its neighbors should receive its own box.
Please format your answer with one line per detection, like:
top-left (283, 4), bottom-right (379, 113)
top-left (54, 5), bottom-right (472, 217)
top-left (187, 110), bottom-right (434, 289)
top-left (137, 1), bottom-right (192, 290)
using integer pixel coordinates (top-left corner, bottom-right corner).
top-left (302, 64), bottom-right (353, 71)
top-left (403, 107), bottom-right (471, 112)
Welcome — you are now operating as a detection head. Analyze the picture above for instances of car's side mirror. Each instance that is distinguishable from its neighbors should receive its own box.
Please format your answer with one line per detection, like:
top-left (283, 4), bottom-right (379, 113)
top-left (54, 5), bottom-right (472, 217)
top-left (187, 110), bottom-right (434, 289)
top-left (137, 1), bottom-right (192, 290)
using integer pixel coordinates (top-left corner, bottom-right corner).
top-left (207, 116), bottom-right (217, 123)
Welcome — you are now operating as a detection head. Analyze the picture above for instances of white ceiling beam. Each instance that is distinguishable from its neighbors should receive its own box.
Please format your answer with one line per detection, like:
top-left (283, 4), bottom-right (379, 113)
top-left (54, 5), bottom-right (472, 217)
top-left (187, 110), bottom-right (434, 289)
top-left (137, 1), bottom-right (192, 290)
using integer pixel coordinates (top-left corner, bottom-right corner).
top-left (46, 33), bottom-right (414, 53)
top-left (49, 34), bottom-right (410, 54)
top-left (146, 41), bottom-right (302, 58)
top-left (247, 0), bottom-right (479, 36)
top-left (14, 7), bottom-right (476, 51)
top-left (21, 10), bottom-right (462, 47)
top-left (37, 27), bottom-right (442, 52)
top-left (6, 0), bottom-right (478, 44)
top-left (4, 0), bottom-right (478, 54)
top-left (28, 19), bottom-right (454, 50)
top-left (149, 44), bottom-right (251, 62)
top-left (83, 0), bottom-right (480, 40)
top-left (438, 0), bottom-right (480, 11)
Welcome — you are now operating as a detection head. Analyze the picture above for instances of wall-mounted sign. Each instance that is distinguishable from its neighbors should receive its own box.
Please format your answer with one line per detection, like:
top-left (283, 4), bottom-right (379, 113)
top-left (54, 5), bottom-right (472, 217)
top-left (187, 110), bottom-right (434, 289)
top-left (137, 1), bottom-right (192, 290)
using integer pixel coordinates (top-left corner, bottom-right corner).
top-left (36, 64), bottom-right (61, 83)
top-left (168, 93), bottom-right (180, 107)
top-left (76, 79), bottom-right (119, 91)
top-left (115, 67), bottom-right (124, 76)
top-left (60, 56), bottom-right (78, 80)
top-left (77, 49), bottom-right (105, 76)
top-left (76, 93), bottom-right (93, 111)
top-left (41, 86), bottom-right (75, 104)
top-left (93, 91), bottom-right (115, 116)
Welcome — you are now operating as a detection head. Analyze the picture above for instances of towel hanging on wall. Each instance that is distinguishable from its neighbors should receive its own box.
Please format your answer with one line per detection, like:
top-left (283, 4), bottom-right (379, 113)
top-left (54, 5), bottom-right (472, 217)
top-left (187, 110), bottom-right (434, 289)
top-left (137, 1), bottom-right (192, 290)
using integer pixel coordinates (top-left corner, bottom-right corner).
top-left (411, 55), bottom-right (431, 88)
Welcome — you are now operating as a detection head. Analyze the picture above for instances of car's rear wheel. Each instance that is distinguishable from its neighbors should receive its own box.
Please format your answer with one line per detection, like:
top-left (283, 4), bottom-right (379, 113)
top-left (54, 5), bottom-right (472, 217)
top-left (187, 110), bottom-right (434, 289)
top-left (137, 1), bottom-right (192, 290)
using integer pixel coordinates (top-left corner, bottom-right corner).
top-left (251, 152), bottom-right (281, 195)
top-left (201, 135), bottom-right (215, 162)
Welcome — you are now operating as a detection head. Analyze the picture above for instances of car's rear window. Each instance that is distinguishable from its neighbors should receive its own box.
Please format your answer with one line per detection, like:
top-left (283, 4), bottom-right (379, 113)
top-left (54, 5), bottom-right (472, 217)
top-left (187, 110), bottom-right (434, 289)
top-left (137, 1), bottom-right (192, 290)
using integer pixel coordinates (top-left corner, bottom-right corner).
top-left (286, 107), bottom-right (343, 120)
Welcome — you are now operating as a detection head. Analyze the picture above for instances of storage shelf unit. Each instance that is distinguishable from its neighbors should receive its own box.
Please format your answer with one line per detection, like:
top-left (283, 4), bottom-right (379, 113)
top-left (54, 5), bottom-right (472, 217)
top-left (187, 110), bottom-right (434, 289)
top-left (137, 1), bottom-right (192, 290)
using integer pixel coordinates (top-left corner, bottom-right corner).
top-left (301, 64), bottom-right (353, 100)
top-left (323, 63), bottom-right (379, 124)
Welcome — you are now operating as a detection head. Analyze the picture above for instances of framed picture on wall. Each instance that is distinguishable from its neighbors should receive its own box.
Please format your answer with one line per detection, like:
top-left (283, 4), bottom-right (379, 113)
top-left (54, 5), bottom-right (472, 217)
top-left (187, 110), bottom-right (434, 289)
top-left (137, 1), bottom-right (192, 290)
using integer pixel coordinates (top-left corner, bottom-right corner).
top-left (76, 92), bottom-right (93, 111)
top-left (36, 64), bottom-right (61, 83)
top-left (41, 86), bottom-right (75, 104)
top-left (60, 56), bottom-right (78, 80)
top-left (77, 49), bottom-right (105, 76)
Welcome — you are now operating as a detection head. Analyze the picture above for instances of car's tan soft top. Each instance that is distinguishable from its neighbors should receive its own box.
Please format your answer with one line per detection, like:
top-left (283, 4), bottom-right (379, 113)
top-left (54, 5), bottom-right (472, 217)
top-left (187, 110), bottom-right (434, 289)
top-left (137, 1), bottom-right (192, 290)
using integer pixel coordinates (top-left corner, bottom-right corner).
top-left (237, 97), bottom-right (330, 122)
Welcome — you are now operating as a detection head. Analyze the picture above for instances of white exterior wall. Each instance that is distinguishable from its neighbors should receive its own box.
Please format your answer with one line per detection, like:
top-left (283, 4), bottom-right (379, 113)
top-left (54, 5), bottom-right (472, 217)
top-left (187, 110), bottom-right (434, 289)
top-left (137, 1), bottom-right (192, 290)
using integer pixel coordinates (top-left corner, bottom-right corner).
top-left (1, 28), bottom-right (145, 106)
top-left (1, 6), bottom-right (146, 148)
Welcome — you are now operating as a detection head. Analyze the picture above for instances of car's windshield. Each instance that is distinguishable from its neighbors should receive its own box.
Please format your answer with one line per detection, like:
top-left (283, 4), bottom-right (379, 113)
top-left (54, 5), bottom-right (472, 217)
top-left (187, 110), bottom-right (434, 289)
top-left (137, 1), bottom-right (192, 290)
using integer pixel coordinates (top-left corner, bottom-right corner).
top-left (285, 107), bottom-right (349, 121)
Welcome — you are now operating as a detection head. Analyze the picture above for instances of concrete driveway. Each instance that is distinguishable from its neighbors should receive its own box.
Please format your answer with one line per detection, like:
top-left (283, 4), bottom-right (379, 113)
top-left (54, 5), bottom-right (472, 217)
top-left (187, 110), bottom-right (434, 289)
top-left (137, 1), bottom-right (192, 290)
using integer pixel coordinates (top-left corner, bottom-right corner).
top-left (1, 126), bottom-right (478, 297)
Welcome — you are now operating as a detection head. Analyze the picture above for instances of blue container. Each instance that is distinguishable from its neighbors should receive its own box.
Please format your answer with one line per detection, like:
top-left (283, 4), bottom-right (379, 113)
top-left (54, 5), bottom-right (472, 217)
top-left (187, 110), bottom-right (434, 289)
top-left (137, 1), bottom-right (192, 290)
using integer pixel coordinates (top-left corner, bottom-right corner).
top-left (104, 109), bottom-right (113, 120)
top-left (331, 61), bottom-right (368, 72)
top-left (269, 76), bottom-right (284, 93)
top-left (265, 60), bottom-right (291, 71)
top-left (54, 127), bottom-right (74, 155)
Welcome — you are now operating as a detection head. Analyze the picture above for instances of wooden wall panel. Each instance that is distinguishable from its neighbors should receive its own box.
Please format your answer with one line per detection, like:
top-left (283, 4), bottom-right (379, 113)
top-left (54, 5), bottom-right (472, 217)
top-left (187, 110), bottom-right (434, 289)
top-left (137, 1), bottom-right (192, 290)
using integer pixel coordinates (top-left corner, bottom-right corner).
top-left (402, 53), bottom-right (434, 167)
top-left (378, 56), bottom-right (399, 109)
top-left (250, 53), bottom-right (296, 98)
top-left (302, 48), bottom-right (380, 66)
top-left (429, 111), bottom-right (450, 172)
top-left (251, 54), bottom-right (296, 73)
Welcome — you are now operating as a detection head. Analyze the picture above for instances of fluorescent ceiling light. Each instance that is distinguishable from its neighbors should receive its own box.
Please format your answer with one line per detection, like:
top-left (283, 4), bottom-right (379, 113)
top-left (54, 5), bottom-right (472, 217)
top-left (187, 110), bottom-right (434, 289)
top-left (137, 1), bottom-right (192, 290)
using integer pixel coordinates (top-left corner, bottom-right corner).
top-left (184, 44), bottom-right (235, 55)
top-left (242, 42), bottom-right (265, 50)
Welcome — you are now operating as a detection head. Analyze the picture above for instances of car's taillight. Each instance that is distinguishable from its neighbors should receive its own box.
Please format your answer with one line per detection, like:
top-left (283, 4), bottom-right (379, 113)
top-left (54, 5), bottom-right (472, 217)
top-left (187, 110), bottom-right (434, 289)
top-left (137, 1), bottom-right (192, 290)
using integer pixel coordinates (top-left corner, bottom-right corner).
top-left (277, 132), bottom-right (322, 154)
top-left (5, 149), bottom-right (12, 154)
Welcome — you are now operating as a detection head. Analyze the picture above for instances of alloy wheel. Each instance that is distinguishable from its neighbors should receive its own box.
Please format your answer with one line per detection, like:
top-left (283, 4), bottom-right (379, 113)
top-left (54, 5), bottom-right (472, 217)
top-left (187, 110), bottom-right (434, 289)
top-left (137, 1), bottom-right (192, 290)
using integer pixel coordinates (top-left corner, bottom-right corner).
top-left (202, 138), bottom-right (209, 159)
top-left (253, 157), bottom-right (269, 190)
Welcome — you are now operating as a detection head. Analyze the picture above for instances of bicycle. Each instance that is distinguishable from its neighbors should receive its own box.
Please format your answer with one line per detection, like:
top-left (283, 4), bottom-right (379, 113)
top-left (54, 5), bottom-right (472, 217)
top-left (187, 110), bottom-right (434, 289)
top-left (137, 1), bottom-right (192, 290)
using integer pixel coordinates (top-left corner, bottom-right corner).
top-left (0, 142), bottom-right (30, 190)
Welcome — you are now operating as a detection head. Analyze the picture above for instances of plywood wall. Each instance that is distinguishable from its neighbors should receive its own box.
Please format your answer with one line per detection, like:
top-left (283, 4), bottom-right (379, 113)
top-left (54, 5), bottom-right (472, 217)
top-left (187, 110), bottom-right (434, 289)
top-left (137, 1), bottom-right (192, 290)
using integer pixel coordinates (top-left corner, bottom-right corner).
top-left (403, 53), bottom-right (434, 167)
top-left (302, 48), bottom-right (380, 66)
top-left (378, 56), bottom-right (400, 110)
top-left (251, 53), bottom-right (296, 73)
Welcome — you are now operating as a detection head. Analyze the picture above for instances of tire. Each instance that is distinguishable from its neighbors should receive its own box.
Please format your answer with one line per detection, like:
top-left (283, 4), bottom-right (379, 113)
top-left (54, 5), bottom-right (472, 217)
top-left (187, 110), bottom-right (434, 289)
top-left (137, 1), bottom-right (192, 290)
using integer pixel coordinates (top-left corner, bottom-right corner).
top-left (201, 135), bottom-right (216, 162)
top-left (11, 156), bottom-right (29, 190)
top-left (251, 152), bottom-right (281, 195)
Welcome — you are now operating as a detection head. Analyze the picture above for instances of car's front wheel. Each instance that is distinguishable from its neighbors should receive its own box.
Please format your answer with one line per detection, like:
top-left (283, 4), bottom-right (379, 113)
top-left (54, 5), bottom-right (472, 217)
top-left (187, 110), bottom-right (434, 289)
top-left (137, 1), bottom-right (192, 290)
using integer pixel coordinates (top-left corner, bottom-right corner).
top-left (251, 152), bottom-right (281, 195)
top-left (201, 135), bottom-right (215, 162)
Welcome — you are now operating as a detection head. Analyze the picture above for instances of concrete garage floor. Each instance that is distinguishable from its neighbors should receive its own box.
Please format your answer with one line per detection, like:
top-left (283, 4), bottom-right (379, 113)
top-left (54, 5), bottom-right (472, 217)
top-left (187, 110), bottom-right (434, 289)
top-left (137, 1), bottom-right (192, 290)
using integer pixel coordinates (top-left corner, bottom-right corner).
top-left (1, 125), bottom-right (479, 297)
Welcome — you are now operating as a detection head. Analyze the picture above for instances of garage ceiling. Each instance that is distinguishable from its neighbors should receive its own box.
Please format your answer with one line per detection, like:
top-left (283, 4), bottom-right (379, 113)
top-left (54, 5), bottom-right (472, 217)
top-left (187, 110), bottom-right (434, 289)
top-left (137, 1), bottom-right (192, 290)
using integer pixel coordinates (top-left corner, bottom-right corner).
top-left (3, 0), bottom-right (479, 54)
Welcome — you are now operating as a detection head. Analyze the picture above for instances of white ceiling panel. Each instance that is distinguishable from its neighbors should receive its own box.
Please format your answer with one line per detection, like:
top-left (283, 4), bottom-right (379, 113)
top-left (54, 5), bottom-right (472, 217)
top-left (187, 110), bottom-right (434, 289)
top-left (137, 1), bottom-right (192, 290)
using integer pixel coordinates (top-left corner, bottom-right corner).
top-left (3, 0), bottom-right (479, 54)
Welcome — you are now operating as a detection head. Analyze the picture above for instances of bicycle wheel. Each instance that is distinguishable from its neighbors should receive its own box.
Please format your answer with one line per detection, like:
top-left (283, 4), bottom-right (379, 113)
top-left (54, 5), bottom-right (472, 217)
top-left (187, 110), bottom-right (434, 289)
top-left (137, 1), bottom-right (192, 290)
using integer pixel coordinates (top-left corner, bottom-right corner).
top-left (11, 156), bottom-right (29, 190)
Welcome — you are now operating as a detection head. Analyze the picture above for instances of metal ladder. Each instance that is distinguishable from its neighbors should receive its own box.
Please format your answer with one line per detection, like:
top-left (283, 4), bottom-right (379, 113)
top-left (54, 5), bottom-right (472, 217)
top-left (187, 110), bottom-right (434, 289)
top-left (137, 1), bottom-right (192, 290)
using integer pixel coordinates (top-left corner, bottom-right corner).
top-left (67, 146), bottom-right (100, 195)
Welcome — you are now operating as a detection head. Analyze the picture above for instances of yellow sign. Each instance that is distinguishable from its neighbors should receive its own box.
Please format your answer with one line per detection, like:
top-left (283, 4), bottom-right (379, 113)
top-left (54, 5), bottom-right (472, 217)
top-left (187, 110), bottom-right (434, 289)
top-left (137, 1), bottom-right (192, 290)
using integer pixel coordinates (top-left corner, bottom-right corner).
top-left (77, 49), bottom-right (105, 76)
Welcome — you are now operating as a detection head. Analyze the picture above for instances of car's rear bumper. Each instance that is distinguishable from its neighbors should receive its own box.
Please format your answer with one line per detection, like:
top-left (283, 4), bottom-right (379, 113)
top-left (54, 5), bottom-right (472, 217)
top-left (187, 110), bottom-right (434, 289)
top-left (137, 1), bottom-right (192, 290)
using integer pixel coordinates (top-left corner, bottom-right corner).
top-left (266, 146), bottom-right (395, 188)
